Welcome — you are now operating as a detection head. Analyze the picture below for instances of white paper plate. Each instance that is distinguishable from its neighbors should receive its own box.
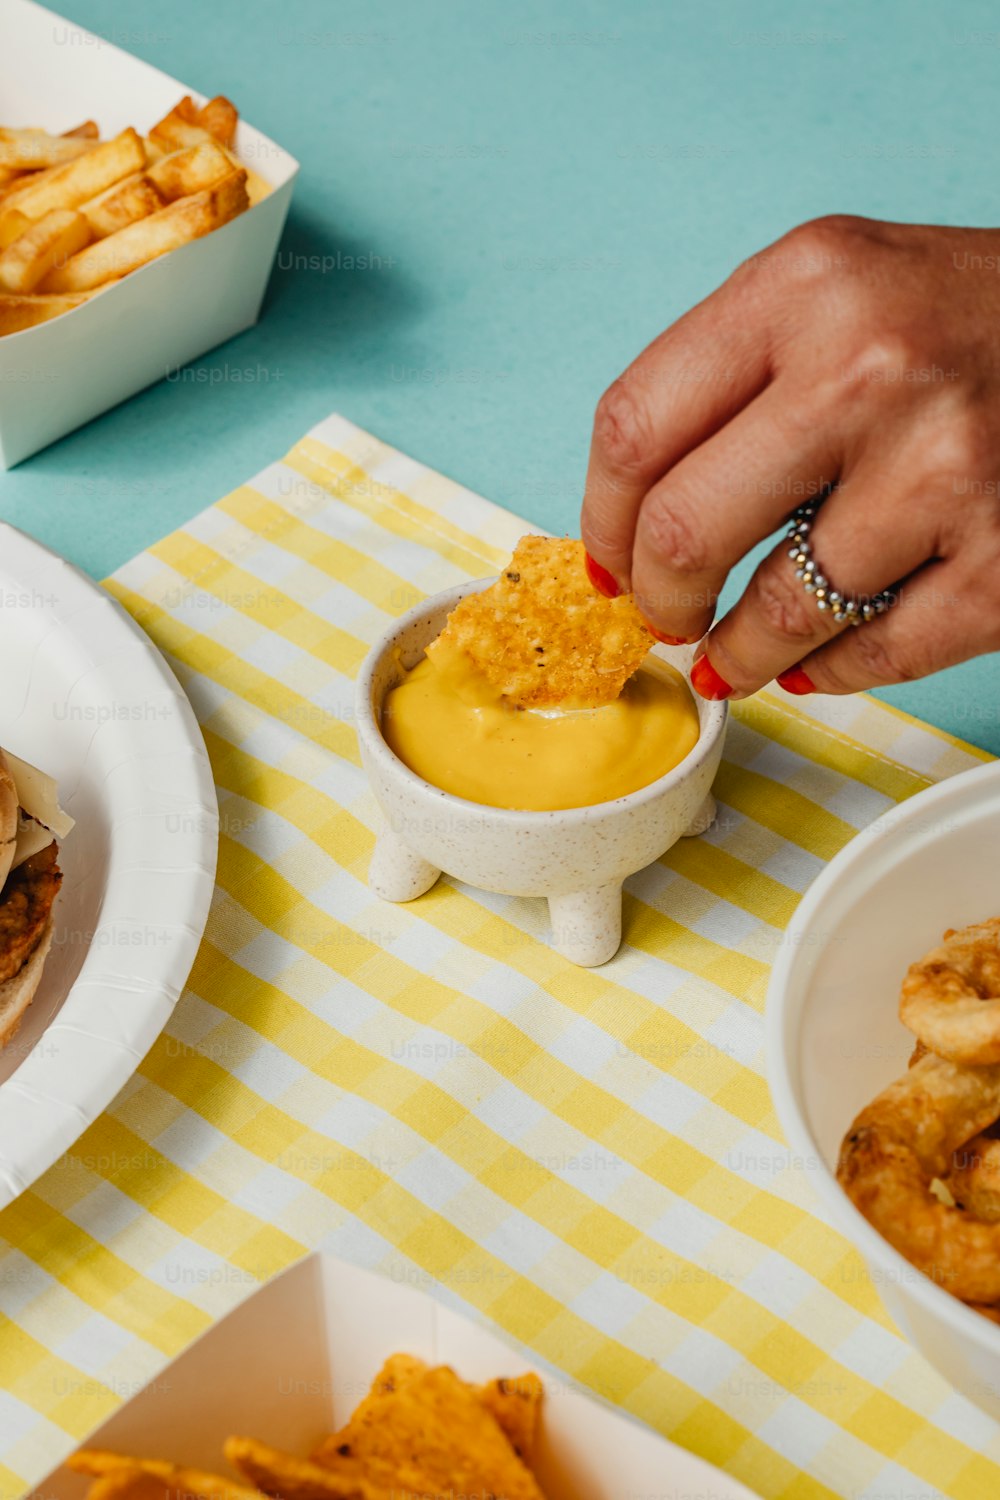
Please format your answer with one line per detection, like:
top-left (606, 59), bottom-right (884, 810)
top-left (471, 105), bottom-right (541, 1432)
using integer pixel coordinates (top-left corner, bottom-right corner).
top-left (0, 523), bottom-right (217, 1204)
top-left (30, 1252), bottom-right (762, 1500)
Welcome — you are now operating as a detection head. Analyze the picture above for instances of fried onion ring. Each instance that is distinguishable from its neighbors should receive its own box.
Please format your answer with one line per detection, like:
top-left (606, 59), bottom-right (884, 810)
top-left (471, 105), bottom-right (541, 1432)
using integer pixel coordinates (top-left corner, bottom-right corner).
top-left (837, 1052), bottom-right (1000, 1303)
top-left (899, 917), bottom-right (1000, 1066)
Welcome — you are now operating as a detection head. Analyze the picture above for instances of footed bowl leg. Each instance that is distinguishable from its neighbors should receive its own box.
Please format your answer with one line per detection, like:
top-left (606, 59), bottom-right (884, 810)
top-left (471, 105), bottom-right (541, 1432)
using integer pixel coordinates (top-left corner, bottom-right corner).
top-left (683, 792), bottom-right (717, 838)
top-left (369, 824), bottom-right (440, 902)
top-left (547, 881), bottom-right (623, 967)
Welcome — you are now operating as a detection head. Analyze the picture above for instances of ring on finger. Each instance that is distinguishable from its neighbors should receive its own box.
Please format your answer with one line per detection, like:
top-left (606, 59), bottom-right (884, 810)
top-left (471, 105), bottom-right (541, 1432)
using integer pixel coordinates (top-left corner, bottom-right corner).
top-left (787, 502), bottom-right (896, 626)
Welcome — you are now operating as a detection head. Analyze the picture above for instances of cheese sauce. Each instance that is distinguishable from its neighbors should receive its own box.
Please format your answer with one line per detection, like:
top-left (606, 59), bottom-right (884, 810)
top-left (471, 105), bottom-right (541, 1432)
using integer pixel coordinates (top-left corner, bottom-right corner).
top-left (380, 643), bottom-right (700, 811)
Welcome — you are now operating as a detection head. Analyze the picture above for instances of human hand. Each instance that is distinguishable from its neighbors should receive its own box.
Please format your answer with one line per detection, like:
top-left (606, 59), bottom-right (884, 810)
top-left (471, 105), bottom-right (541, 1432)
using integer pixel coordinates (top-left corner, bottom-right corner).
top-left (580, 215), bottom-right (1000, 699)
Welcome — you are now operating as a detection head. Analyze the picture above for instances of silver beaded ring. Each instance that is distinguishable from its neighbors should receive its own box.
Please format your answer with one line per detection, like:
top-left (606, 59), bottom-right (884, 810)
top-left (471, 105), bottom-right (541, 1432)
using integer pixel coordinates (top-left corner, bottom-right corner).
top-left (786, 502), bottom-right (894, 627)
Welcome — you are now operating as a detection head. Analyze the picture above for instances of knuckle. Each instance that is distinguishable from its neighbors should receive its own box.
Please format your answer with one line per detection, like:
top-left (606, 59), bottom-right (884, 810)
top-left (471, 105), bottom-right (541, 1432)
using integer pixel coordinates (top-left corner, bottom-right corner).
top-left (640, 493), bottom-right (712, 577)
top-left (592, 379), bottom-right (654, 473)
top-left (735, 216), bottom-right (863, 290)
top-left (778, 384), bottom-right (840, 439)
top-left (776, 215), bottom-right (864, 283)
top-left (850, 627), bottom-right (920, 683)
top-left (918, 404), bottom-right (988, 484)
top-left (840, 329), bottom-right (926, 386)
top-left (797, 211), bottom-right (865, 239)
top-left (807, 653), bottom-right (852, 694)
top-left (752, 563), bottom-right (822, 641)
top-left (579, 508), bottom-right (628, 562)
top-left (578, 516), bottom-right (617, 564)
top-left (789, 212), bottom-right (864, 251)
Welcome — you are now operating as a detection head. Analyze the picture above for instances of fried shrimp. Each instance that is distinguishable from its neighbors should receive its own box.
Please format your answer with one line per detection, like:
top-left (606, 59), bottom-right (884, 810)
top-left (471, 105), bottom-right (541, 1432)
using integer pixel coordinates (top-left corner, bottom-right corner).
top-left (967, 1302), bottom-right (1000, 1325)
top-left (900, 917), bottom-right (1000, 1066)
top-left (946, 1132), bottom-right (1000, 1224)
top-left (837, 1052), bottom-right (1000, 1303)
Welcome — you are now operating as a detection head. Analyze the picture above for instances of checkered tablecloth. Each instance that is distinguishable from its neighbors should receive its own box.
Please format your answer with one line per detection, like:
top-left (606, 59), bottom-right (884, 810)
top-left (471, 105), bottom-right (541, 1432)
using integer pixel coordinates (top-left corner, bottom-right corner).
top-left (0, 413), bottom-right (995, 1500)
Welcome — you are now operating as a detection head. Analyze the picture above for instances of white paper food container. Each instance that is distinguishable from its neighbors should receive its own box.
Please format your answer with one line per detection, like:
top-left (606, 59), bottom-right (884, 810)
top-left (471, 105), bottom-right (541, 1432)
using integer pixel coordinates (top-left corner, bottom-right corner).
top-left (0, 0), bottom-right (299, 468)
top-left (29, 1253), bottom-right (760, 1500)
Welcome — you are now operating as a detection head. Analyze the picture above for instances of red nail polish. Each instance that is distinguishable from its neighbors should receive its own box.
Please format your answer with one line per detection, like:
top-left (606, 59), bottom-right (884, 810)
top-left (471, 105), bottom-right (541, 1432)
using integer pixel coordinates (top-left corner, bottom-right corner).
top-left (645, 624), bottom-right (688, 646)
top-left (776, 665), bottom-right (816, 696)
top-left (584, 551), bottom-right (620, 599)
top-left (691, 654), bottom-right (732, 701)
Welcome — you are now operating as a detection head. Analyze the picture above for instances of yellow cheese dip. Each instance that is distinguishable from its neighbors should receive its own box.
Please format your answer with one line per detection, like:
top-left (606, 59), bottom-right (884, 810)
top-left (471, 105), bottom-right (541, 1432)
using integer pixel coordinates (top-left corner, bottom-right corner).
top-left (380, 644), bottom-right (700, 811)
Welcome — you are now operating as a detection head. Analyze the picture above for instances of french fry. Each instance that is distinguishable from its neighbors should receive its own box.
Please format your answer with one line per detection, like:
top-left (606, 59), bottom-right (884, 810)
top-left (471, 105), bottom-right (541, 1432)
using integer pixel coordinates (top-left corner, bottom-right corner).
top-left (0, 289), bottom-right (95, 335)
top-left (148, 142), bottom-right (232, 201)
top-left (1, 128), bottom-right (146, 221)
top-left (0, 171), bottom-right (33, 199)
top-left (0, 93), bottom-right (263, 335)
top-left (198, 96), bottom-right (239, 148)
top-left (148, 98), bottom-right (270, 203)
top-left (0, 120), bottom-right (98, 193)
top-left (41, 170), bottom-right (248, 292)
top-left (0, 208), bottom-right (29, 250)
top-left (82, 173), bottom-right (163, 238)
top-left (149, 97), bottom-right (206, 153)
top-left (242, 165), bottom-right (272, 210)
top-left (0, 208), bottom-right (91, 293)
top-left (150, 98), bottom-right (240, 160)
top-left (0, 121), bottom-right (96, 191)
top-left (0, 127), bottom-right (95, 170)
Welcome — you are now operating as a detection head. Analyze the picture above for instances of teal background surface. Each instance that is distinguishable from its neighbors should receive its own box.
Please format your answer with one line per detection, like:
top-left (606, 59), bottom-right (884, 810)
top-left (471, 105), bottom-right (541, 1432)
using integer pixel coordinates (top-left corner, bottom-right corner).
top-left (2, 0), bottom-right (998, 751)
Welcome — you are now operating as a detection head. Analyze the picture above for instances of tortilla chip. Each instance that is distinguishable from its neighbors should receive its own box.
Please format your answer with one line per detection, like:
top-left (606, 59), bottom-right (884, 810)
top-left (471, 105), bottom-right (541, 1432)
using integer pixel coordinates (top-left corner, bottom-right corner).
top-left (311, 1360), bottom-right (545, 1500)
top-left (367, 1351), bottom-right (428, 1393)
top-left (71, 1456), bottom-right (260, 1500)
top-left (429, 536), bottom-right (651, 708)
top-left (84, 1470), bottom-right (161, 1500)
top-left (225, 1436), bottom-right (387, 1500)
top-left (477, 1373), bottom-right (544, 1466)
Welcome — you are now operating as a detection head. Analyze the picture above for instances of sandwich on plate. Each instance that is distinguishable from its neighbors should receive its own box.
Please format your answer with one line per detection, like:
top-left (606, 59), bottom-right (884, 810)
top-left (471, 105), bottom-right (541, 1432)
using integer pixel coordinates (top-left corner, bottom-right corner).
top-left (0, 747), bottom-right (72, 1046)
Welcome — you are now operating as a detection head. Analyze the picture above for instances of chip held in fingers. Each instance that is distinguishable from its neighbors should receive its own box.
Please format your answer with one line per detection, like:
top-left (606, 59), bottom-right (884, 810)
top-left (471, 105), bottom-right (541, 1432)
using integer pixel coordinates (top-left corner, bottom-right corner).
top-left (381, 534), bottom-right (700, 812)
top-left (430, 535), bottom-right (652, 708)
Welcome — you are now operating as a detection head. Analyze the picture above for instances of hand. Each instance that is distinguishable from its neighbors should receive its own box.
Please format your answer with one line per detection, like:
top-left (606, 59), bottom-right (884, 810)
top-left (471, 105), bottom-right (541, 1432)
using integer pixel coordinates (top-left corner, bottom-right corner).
top-left (580, 214), bottom-right (1000, 699)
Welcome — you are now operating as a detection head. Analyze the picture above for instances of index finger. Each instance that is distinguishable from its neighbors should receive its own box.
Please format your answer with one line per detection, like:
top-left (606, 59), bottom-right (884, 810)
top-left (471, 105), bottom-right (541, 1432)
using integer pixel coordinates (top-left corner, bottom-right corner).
top-left (581, 275), bottom-right (774, 594)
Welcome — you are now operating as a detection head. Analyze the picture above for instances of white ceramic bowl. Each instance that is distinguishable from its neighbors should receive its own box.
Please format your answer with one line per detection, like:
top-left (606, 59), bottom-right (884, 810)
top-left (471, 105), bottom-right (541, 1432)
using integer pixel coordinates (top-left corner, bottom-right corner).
top-left (767, 758), bottom-right (1000, 1418)
top-left (356, 581), bottom-right (728, 967)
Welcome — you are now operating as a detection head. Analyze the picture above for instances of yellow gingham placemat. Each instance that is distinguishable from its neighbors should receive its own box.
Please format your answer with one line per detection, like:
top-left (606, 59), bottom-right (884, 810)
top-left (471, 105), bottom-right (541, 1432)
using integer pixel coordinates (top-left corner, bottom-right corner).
top-left (0, 413), bottom-right (995, 1500)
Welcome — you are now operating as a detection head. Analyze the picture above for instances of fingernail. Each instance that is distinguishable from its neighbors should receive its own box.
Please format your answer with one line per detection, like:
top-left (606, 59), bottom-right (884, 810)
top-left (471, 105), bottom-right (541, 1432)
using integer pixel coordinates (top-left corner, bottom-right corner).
top-left (691, 654), bottom-right (732, 701)
top-left (644, 621), bottom-right (687, 646)
top-left (584, 551), bottom-right (620, 599)
top-left (777, 664), bottom-right (816, 696)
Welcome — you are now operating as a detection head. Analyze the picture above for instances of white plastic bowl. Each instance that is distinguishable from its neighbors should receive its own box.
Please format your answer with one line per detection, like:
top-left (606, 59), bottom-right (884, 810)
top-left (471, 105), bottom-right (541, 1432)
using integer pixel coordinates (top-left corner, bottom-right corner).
top-left (767, 758), bottom-right (1000, 1418)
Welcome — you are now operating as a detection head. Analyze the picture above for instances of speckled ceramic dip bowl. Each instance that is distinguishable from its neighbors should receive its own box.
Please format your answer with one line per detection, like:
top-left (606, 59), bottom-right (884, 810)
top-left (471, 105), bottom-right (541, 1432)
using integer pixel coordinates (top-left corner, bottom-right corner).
top-left (355, 581), bottom-right (729, 967)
